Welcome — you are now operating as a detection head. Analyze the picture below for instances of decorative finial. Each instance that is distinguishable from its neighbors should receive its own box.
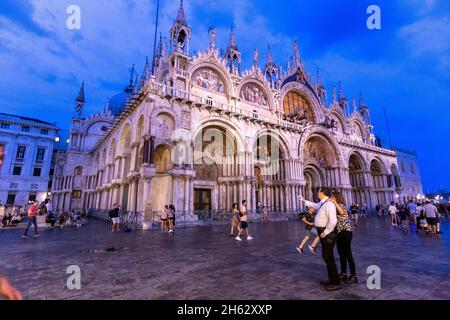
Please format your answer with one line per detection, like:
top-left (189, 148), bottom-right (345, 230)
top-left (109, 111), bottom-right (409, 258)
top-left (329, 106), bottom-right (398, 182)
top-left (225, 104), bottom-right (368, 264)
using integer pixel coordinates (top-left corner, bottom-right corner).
top-left (293, 40), bottom-right (301, 68)
top-left (332, 86), bottom-right (337, 103)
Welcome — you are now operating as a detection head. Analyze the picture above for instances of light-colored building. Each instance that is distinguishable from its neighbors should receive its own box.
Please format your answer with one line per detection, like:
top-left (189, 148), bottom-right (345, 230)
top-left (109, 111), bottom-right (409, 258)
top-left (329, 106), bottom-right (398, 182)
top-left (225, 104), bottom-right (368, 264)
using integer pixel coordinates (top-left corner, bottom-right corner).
top-left (52, 2), bottom-right (408, 215)
top-left (0, 112), bottom-right (58, 206)
top-left (394, 148), bottom-right (423, 203)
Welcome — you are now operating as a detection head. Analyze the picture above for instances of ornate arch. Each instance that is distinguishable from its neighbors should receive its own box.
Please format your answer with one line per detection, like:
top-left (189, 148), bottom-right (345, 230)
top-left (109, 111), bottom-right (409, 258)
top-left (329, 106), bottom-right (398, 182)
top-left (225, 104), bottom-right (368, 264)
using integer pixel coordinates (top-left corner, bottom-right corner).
top-left (346, 150), bottom-right (369, 171)
top-left (150, 106), bottom-right (178, 138)
top-left (298, 126), bottom-right (343, 166)
top-left (189, 60), bottom-right (234, 96)
top-left (328, 109), bottom-right (348, 133)
top-left (280, 82), bottom-right (324, 123)
top-left (370, 156), bottom-right (388, 174)
top-left (237, 74), bottom-right (275, 111)
top-left (192, 116), bottom-right (246, 152)
top-left (253, 128), bottom-right (291, 159)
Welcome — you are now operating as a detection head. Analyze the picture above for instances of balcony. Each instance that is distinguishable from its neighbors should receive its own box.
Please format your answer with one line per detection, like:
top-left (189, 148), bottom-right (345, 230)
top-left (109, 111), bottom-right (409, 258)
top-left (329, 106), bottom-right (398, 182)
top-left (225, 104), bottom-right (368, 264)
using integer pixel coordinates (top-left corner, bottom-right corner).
top-left (148, 81), bottom-right (308, 134)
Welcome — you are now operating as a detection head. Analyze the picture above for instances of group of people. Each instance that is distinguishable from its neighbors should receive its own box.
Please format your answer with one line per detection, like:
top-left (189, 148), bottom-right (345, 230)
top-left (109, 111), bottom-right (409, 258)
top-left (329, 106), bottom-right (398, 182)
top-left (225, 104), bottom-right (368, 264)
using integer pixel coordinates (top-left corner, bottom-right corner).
top-left (0, 204), bottom-right (24, 228)
top-left (297, 189), bottom-right (358, 291)
top-left (388, 200), bottom-right (446, 235)
top-left (160, 205), bottom-right (176, 233)
top-left (230, 200), bottom-right (253, 241)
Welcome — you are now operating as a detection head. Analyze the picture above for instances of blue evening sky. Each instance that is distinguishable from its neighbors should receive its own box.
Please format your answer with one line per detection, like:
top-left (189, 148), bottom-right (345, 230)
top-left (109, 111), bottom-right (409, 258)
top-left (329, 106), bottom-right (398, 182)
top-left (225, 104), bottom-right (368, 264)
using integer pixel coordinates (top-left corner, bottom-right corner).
top-left (0, 0), bottom-right (449, 192)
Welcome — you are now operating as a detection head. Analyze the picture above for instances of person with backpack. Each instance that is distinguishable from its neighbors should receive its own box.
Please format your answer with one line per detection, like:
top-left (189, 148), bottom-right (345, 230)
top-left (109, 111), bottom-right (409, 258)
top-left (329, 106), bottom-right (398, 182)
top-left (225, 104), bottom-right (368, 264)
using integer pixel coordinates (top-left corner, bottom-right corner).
top-left (109, 203), bottom-right (121, 232)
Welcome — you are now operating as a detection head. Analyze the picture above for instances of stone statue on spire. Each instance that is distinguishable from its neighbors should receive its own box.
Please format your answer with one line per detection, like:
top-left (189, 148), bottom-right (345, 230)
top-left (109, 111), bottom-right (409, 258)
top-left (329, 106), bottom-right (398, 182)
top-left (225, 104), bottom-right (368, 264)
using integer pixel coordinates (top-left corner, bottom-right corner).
top-left (253, 48), bottom-right (259, 69)
top-left (208, 25), bottom-right (216, 51)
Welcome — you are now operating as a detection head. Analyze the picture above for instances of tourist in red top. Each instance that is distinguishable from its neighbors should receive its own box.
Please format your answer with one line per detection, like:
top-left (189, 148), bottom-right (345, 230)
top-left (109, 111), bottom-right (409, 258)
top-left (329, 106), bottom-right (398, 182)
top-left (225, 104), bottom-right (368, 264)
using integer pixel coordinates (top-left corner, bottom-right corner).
top-left (22, 201), bottom-right (40, 239)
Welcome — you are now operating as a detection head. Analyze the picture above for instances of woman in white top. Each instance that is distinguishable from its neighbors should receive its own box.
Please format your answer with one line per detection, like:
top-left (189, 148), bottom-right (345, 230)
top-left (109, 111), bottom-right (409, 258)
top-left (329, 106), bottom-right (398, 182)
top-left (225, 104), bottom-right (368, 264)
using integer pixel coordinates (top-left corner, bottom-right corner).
top-left (388, 202), bottom-right (398, 227)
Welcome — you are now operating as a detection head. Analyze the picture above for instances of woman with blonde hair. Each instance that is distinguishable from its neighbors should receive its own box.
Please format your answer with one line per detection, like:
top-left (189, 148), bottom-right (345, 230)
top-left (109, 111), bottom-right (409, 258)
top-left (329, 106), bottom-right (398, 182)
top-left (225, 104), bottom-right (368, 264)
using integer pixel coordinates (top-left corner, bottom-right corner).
top-left (331, 191), bottom-right (358, 284)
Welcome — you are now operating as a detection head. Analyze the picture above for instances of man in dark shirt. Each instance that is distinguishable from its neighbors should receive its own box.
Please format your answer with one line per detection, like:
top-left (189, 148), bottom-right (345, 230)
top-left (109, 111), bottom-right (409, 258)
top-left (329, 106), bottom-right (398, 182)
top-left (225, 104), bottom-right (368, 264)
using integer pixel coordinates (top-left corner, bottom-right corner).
top-left (109, 203), bottom-right (121, 232)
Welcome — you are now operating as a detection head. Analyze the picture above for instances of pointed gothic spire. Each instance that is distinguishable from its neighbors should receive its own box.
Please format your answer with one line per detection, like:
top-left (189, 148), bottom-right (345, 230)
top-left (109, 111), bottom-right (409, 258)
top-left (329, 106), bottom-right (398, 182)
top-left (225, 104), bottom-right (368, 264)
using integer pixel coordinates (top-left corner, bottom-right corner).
top-left (76, 82), bottom-right (85, 104)
top-left (316, 69), bottom-right (323, 87)
top-left (332, 86), bottom-right (337, 103)
top-left (352, 98), bottom-right (357, 113)
top-left (140, 57), bottom-right (151, 88)
top-left (359, 91), bottom-right (367, 109)
top-left (228, 26), bottom-right (238, 50)
top-left (224, 26), bottom-right (241, 74)
top-left (208, 25), bottom-right (216, 51)
top-left (338, 81), bottom-right (343, 101)
top-left (75, 82), bottom-right (85, 118)
top-left (175, 0), bottom-right (188, 26)
top-left (265, 45), bottom-right (278, 70)
top-left (161, 36), bottom-right (168, 57)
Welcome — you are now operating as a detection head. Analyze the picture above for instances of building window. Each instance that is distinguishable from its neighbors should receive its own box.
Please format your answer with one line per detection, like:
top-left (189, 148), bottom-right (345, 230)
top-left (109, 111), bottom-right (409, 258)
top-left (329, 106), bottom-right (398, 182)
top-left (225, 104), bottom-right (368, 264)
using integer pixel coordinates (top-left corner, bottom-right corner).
top-left (16, 146), bottom-right (26, 161)
top-left (40, 129), bottom-right (49, 135)
top-left (401, 161), bottom-right (406, 173)
top-left (72, 190), bottom-right (82, 199)
top-left (28, 194), bottom-right (37, 204)
top-left (0, 143), bottom-right (4, 169)
top-left (12, 166), bottom-right (22, 175)
top-left (22, 126), bottom-right (30, 132)
top-left (410, 164), bottom-right (415, 175)
top-left (33, 167), bottom-right (42, 177)
top-left (1, 122), bottom-right (10, 129)
top-left (6, 193), bottom-right (16, 205)
top-left (36, 148), bottom-right (45, 162)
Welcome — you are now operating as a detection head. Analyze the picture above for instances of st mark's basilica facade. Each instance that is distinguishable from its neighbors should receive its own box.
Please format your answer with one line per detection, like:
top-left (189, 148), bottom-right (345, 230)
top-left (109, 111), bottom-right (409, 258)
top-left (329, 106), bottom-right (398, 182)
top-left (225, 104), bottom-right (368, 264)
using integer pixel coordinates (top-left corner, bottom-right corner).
top-left (51, 2), bottom-right (406, 217)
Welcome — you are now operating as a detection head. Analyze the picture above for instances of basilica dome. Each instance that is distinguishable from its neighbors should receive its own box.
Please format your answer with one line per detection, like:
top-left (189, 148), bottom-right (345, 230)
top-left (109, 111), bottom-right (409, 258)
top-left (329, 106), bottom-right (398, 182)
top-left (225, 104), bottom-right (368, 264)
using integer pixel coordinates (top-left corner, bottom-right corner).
top-left (109, 88), bottom-right (132, 116)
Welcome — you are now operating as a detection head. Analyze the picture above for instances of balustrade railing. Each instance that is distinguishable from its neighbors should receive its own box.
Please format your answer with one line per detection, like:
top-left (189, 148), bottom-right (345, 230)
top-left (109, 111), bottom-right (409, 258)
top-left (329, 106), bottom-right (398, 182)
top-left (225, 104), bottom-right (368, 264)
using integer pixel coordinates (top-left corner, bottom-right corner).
top-left (87, 208), bottom-right (301, 230)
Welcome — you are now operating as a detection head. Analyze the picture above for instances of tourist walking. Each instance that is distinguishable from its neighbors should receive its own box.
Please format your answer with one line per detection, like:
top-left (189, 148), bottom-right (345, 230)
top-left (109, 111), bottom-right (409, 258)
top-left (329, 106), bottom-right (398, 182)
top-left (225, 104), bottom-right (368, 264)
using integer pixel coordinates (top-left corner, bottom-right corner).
top-left (108, 203), bottom-right (121, 232)
top-left (161, 205), bottom-right (169, 232)
top-left (388, 201), bottom-right (398, 227)
top-left (331, 191), bottom-right (358, 284)
top-left (168, 205), bottom-right (175, 233)
top-left (299, 189), bottom-right (341, 291)
top-left (423, 201), bottom-right (439, 235)
top-left (415, 202), bottom-right (424, 232)
top-left (230, 203), bottom-right (241, 237)
top-left (22, 201), bottom-right (40, 239)
top-left (349, 204), bottom-right (359, 227)
top-left (262, 206), bottom-right (269, 223)
top-left (398, 204), bottom-right (409, 231)
top-left (236, 200), bottom-right (253, 241)
top-left (296, 206), bottom-right (320, 255)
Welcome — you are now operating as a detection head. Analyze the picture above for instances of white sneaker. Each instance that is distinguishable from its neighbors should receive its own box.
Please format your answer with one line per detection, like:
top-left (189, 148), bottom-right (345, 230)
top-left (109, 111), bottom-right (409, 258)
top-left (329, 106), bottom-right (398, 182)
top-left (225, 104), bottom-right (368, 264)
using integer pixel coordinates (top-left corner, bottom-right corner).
top-left (308, 245), bottom-right (318, 255)
top-left (247, 236), bottom-right (253, 240)
top-left (235, 236), bottom-right (242, 241)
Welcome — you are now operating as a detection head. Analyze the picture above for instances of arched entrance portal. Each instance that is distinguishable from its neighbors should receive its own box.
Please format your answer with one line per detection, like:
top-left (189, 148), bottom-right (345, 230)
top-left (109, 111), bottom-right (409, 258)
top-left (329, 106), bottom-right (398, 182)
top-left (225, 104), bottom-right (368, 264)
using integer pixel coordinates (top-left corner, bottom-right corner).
top-left (370, 159), bottom-right (390, 207)
top-left (303, 165), bottom-right (322, 202)
top-left (149, 144), bottom-right (174, 212)
top-left (193, 125), bottom-right (240, 212)
top-left (302, 134), bottom-right (340, 201)
top-left (253, 133), bottom-right (288, 212)
top-left (348, 153), bottom-right (368, 206)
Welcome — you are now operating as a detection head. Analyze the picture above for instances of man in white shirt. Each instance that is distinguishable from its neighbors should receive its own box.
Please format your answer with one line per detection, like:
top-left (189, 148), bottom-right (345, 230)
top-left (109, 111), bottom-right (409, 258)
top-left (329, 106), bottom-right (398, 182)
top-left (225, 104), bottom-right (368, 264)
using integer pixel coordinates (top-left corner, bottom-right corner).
top-left (423, 201), bottom-right (438, 234)
top-left (299, 188), bottom-right (341, 291)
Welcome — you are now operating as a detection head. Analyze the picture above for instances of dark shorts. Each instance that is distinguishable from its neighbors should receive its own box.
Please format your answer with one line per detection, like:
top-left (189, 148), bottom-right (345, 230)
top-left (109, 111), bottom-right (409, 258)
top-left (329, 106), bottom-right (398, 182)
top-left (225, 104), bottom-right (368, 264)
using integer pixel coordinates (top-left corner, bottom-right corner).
top-left (241, 221), bottom-right (248, 229)
top-left (161, 218), bottom-right (167, 221)
top-left (426, 218), bottom-right (438, 225)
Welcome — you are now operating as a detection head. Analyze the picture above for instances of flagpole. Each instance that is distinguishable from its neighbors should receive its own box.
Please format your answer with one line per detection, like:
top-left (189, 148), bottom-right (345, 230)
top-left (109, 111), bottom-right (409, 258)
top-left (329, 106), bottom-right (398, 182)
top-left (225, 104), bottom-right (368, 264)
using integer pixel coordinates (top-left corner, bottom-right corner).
top-left (383, 106), bottom-right (393, 150)
top-left (151, 0), bottom-right (160, 75)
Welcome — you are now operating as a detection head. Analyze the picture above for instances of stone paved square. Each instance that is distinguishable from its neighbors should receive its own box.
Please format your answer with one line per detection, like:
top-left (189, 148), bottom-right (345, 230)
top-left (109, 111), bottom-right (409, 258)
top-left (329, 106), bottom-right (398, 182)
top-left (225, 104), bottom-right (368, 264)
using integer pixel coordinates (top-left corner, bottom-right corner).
top-left (1, 216), bottom-right (449, 300)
